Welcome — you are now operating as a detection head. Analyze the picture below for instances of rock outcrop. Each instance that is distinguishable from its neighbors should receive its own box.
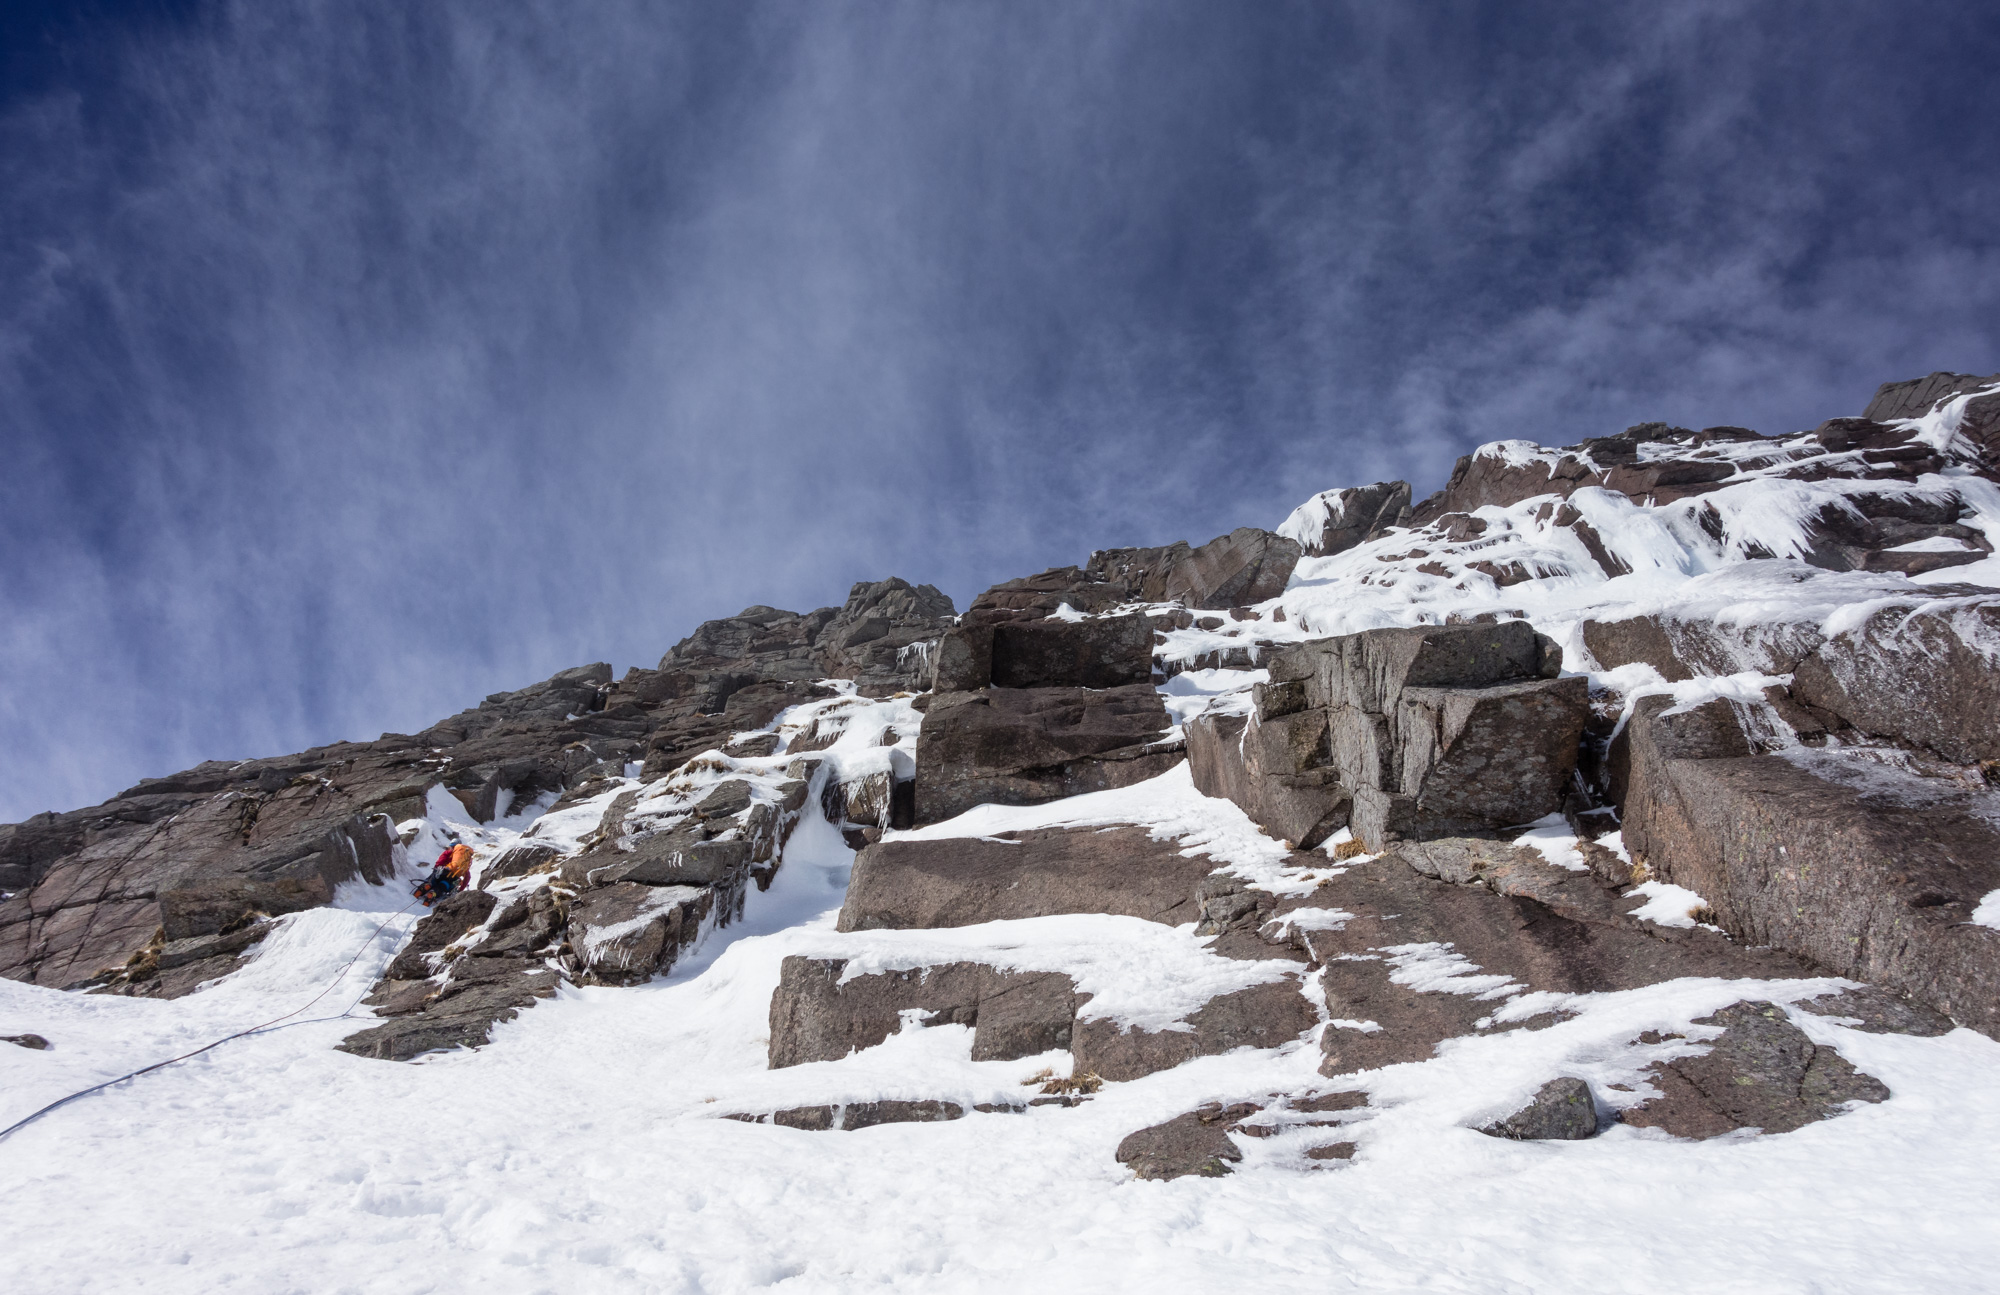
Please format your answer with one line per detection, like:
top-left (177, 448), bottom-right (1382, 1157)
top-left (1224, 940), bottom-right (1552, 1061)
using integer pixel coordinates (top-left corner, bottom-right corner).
top-left (1619, 694), bottom-right (2000, 1036)
top-left (1, 578), bottom-right (954, 1000)
top-left (1619, 1001), bottom-right (1890, 1139)
top-left (1278, 481), bottom-right (1413, 557)
top-left (1192, 621), bottom-right (1583, 850)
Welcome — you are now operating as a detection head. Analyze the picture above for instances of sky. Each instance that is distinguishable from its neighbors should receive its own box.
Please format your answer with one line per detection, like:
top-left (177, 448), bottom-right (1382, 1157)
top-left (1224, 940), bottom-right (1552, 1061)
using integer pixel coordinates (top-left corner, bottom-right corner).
top-left (2, 0), bottom-right (1997, 823)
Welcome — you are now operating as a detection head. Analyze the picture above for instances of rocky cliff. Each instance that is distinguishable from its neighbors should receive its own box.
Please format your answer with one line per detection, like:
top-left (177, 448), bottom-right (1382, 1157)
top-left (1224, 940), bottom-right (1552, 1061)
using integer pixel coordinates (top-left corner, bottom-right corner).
top-left (6, 369), bottom-right (1999, 1177)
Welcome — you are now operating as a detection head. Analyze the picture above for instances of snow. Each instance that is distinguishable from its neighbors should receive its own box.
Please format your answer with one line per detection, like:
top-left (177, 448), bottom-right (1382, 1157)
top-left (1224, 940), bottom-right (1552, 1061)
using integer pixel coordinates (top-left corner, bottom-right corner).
top-left (1157, 666), bottom-right (1264, 732)
top-left (1624, 881), bottom-right (1720, 930)
top-left (1513, 813), bottom-right (1590, 871)
top-left (1276, 488), bottom-right (1349, 547)
top-left (8, 894), bottom-right (1997, 1292)
top-left (1375, 942), bottom-right (1525, 1000)
top-left (1973, 890), bottom-right (2000, 931)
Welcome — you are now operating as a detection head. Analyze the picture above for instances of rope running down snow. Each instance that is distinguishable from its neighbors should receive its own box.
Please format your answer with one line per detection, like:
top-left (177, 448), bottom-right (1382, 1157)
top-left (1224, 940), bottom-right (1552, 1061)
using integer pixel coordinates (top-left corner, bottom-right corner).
top-left (0, 899), bottom-right (420, 1144)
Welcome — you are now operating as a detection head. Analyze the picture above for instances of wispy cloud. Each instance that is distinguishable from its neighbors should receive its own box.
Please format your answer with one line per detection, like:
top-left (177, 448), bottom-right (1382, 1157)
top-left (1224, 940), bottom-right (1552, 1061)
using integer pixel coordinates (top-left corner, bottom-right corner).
top-left (1, 1), bottom-right (1994, 820)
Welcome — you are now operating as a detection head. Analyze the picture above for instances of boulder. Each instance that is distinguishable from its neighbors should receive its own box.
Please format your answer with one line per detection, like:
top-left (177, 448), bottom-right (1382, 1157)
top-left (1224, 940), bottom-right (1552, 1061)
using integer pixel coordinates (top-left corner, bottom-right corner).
top-left (1166, 528), bottom-right (1303, 609)
top-left (1115, 1107), bottom-right (1247, 1180)
top-left (1289, 621), bottom-right (1548, 715)
top-left (1071, 976), bottom-right (1319, 1081)
top-left (767, 956), bottom-right (1077, 1068)
top-left (813, 578), bottom-right (958, 695)
top-left (1480, 1077), bottom-right (1598, 1141)
top-left (1620, 1001), bottom-right (1889, 1138)
top-left (1792, 601), bottom-right (2000, 764)
top-left (1082, 528), bottom-right (1303, 610)
top-left (482, 840), bottom-right (562, 884)
top-left (1390, 677), bottom-right (1589, 826)
top-left (838, 826), bottom-right (1216, 932)
top-left (912, 685), bottom-right (1179, 824)
top-left (930, 624), bottom-right (996, 693)
top-left (1619, 695), bottom-right (2000, 1038)
top-left (1216, 622), bottom-right (1584, 851)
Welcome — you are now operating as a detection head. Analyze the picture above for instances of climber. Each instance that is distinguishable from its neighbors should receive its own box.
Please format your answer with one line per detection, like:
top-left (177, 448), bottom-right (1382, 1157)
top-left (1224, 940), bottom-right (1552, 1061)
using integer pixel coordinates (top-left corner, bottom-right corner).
top-left (412, 842), bottom-right (474, 907)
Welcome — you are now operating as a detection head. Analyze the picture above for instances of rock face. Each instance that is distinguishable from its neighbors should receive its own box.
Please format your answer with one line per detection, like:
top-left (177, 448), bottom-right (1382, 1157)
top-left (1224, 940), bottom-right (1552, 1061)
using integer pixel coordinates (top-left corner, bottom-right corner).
top-left (1864, 370), bottom-right (2000, 474)
top-left (1277, 481), bottom-right (1413, 557)
top-left (1, 578), bottom-right (955, 996)
top-left (1082, 528), bottom-right (1303, 611)
top-left (1580, 611), bottom-right (1827, 682)
top-left (839, 827), bottom-right (1216, 932)
top-left (1620, 695), bottom-right (2000, 1037)
top-left (912, 686), bottom-right (1179, 824)
top-left (15, 365), bottom-right (2000, 1197)
top-left (932, 613), bottom-right (1155, 694)
top-left (1791, 601), bottom-right (2000, 764)
top-left (1290, 840), bottom-right (1810, 1076)
top-left (1192, 621), bottom-right (1584, 850)
top-left (1621, 1002), bottom-right (1890, 1139)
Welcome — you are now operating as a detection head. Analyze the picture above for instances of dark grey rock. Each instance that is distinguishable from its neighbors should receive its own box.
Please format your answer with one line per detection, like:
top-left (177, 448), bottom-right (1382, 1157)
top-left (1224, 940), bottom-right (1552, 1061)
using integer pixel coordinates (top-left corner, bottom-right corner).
top-left (767, 956), bottom-right (1077, 1068)
top-left (1621, 1001), bottom-right (1890, 1138)
top-left (4, 1032), bottom-right (50, 1050)
top-left (989, 614), bottom-right (1154, 690)
top-left (336, 1008), bottom-right (514, 1061)
top-left (763, 1100), bottom-right (966, 1131)
top-left (1072, 976), bottom-right (1318, 1081)
top-left (1284, 481), bottom-right (1413, 556)
top-left (382, 889), bottom-right (498, 981)
top-left (1115, 1107), bottom-right (1246, 1180)
top-left (1299, 847), bottom-right (1809, 1078)
top-left (912, 685), bottom-right (1178, 825)
top-left (1580, 612), bottom-right (1825, 682)
top-left (838, 826), bottom-right (1216, 933)
top-left (1792, 600), bottom-right (2000, 764)
top-left (158, 877), bottom-right (333, 942)
top-left (1795, 986), bottom-right (1954, 1037)
top-left (565, 882), bottom-right (714, 985)
top-left (1620, 695), bottom-right (2000, 1039)
top-left (1481, 1077), bottom-right (1598, 1140)
top-left (482, 840), bottom-right (562, 883)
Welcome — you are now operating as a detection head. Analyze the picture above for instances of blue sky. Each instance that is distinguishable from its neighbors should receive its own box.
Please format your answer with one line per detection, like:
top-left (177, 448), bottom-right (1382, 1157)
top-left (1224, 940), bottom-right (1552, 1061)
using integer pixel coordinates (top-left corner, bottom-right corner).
top-left (2, 1), bottom-right (1997, 821)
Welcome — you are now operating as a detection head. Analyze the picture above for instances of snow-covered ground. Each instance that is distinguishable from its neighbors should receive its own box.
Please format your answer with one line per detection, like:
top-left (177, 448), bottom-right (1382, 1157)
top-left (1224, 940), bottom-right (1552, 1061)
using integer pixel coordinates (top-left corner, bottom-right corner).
top-left (5, 770), bottom-right (2000, 1294)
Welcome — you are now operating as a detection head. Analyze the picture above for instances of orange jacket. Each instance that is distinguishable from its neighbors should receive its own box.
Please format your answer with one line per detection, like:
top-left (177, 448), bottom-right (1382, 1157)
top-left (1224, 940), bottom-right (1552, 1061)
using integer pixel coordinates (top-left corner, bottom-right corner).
top-left (445, 844), bottom-right (474, 884)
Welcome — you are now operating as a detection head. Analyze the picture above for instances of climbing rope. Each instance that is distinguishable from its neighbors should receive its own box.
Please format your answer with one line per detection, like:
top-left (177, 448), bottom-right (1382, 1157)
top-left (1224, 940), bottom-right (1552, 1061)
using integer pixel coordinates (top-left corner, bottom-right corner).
top-left (0, 898), bottom-right (420, 1144)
